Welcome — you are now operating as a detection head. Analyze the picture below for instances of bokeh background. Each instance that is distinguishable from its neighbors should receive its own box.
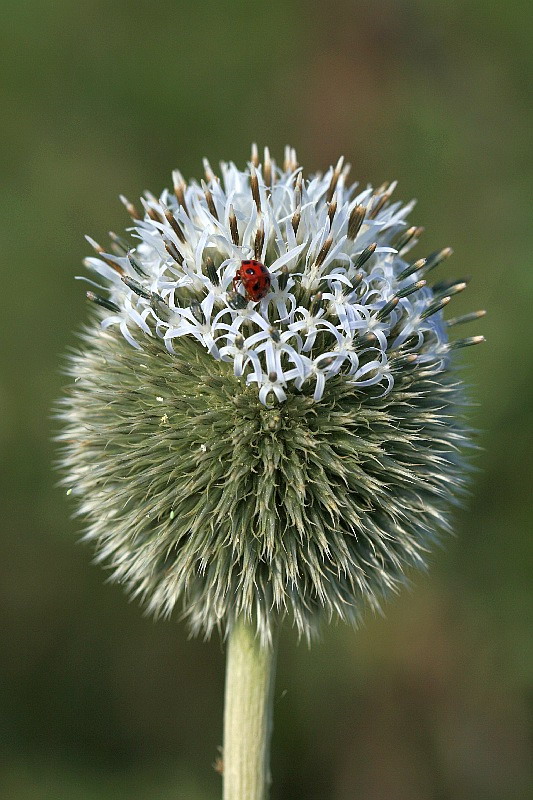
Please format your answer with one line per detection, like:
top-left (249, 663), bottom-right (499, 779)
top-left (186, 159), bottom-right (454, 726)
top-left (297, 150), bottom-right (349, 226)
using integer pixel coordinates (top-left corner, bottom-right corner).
top-left (1, 1), bottom-right (532, 798)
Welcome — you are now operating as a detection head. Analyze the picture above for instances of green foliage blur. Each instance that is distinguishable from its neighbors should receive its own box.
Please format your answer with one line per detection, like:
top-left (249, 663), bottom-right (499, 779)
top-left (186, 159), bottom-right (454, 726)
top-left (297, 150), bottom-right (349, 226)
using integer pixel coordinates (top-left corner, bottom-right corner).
top-left (1, 1), bottom-right (531, 798)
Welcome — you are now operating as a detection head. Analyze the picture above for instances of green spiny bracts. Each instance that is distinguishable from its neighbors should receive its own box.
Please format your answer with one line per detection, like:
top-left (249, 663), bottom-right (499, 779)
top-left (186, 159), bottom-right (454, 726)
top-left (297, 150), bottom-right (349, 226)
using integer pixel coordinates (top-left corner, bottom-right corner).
top-left (59, 315), bottom-right (471, 644)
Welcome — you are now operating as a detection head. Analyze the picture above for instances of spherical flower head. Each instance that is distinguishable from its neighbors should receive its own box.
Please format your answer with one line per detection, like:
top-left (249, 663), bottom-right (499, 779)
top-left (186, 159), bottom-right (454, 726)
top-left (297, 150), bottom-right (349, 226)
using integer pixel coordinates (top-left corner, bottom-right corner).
top-left (58, 146), bottom-right (484, 644)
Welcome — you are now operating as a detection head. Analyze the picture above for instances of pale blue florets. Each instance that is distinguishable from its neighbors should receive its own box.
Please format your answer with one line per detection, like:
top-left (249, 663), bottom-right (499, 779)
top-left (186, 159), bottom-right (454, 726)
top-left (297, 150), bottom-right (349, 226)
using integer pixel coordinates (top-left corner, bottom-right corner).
top-left (83, 148), bottom-right (457, 405)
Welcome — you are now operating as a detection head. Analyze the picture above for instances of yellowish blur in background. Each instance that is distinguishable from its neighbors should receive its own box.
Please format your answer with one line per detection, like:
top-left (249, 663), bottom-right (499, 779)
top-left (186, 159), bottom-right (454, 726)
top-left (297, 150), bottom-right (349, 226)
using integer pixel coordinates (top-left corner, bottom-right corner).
top-left (1, 1), bottom-right (531, 798)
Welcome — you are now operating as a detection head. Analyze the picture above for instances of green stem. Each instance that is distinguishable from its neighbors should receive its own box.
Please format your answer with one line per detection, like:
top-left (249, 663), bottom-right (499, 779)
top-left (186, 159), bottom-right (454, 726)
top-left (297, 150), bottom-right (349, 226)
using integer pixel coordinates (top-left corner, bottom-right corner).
top-left (223, 618), bottom-right (279, 800)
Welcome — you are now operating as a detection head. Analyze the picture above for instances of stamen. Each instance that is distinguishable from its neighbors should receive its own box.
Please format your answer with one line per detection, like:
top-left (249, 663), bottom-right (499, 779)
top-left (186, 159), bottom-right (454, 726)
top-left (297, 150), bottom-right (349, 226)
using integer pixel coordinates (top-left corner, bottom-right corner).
top-left (315, 236), bottom-right (333, 268)
top-left (141, 198), bottom-right (163, 223)
top-left (345, 272), bottom-right (364, 295)
top-left (448, 335), bottom-right (485, 350)
top-left (205, 257), bottom-right (219, 286)
top-left (108, 231), bottom-right (129, 255)
top-left (287, 147), bottom-right (298, 172)
top-left (420, 296), bottom-right (451, 319)
top-left (294, 172), bottom-right (302, 209)
top-left (254, 218), bottom-right (265, 260)
top-left (376, 296), bottom-right (399, 321)
top-left (326, 156), bottom-right (344, 203)
top-left (396, 257), bottom-right (427, 282)
top-left (86, 291), bottom-right (120, 313)
top-left (251, 143), bottom-right (259, 168)
top-left (164, 208), bottom-right (186, 243)
top-left (357, 331), bottom-right (378, 345)
top-left (122, 276), bottom-right (152, 300)
top-left (368, 183), bottom-right (395, 219)
top-left (201, 181), bottom-right (219, 220)
top-left (163, 238), bottom-right (183, 265)
top-left (446, 309), bottom-right (486, 327)
top-left (328, 196), bottom-right (337, 224)
top-left (172, 170), bottom-right (190, 217)
top-left (203, 158), bottom-right (216, 183)
top-left (394, 226), bottom-right (418, 251)
top-left (396, 279), bottom-right (426, 298)
top-left (229, 205), bottom-right (239, 245)
top-left (127, 250), bottom-right (148, 278)
top-left (352, 243), bottom-right (377, 270)
top-left (119, 194), bottom-right (141, 220)
top-left (373, 181), bottom-right (388, 196)
top-left (250, 165), bottom-right (261, 212)
top-left (433, 280), bottom-right (467, 298)
top-left (292, 208), bottom-right (301, 235)
top-left (341, 161), bottom-right (351, 183)
top-left (150, 293), bottom-right (171, 321)
top-left (424, 247), bottom-right (453, 274)
top-left (432, 277), bottom-right (469, 294)
top-left (86, 236), bottom-right (124, 274)
top-left (263, 147), bottom-right (272, 188)
top-left (347, 204), bottom-right (366, 241)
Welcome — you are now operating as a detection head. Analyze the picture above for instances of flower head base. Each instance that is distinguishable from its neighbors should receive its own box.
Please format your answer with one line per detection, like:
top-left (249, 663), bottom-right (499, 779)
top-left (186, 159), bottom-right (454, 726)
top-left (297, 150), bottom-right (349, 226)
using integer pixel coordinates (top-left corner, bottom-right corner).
top-left (59, 147), bottom-right (484, 643)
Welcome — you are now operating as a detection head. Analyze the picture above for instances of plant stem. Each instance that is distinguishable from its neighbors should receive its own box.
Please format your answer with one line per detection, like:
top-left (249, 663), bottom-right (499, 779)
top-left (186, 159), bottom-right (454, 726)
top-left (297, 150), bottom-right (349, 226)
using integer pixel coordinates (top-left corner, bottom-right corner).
top-left (222, 618), bottom-right (279, 800)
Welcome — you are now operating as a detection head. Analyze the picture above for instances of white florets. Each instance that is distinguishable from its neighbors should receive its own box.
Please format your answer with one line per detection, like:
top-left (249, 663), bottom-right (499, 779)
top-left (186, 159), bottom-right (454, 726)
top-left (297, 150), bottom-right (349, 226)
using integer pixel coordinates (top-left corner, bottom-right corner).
top-left (83, 148), bottom-right (452, 405)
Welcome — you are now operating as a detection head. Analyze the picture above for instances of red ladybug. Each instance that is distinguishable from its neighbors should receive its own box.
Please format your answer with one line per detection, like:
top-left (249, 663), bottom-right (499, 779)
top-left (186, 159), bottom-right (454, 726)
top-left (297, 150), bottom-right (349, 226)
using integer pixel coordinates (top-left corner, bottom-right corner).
top-left (233, 259), bottom-right (271, 301)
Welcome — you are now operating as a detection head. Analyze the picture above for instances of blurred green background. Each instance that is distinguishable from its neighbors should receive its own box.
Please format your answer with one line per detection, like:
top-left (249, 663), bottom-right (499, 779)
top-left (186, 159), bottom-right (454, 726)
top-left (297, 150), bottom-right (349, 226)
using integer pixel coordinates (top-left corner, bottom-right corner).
top-left (1, 1), bottom-right (532, 798)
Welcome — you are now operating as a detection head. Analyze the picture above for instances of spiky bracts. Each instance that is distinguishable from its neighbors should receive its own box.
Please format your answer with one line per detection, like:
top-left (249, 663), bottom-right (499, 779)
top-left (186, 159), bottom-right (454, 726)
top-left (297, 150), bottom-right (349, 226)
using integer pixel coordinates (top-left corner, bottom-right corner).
top-left (59, 148), bottom-right (483, 643)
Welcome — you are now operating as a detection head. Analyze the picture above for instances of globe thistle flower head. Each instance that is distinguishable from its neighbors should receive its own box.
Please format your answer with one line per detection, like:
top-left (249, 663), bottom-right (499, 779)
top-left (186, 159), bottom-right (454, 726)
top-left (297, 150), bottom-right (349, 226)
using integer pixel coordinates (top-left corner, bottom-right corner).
top-left (58, 146), bottom-right (484, 644)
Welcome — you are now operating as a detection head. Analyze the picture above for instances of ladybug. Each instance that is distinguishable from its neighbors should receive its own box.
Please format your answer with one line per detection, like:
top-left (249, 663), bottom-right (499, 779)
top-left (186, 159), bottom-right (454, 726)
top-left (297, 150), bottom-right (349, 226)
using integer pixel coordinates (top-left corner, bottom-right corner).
top-left (233, 259), bottom-right (271, 301)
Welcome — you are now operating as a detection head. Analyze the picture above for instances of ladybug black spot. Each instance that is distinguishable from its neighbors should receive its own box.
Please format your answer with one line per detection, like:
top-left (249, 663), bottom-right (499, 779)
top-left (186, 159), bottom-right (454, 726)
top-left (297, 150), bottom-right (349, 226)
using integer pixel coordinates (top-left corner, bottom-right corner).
top-left (253, 282), bottom-right (260, 291)
top-left (245, 268), bottom-right (255, 275)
